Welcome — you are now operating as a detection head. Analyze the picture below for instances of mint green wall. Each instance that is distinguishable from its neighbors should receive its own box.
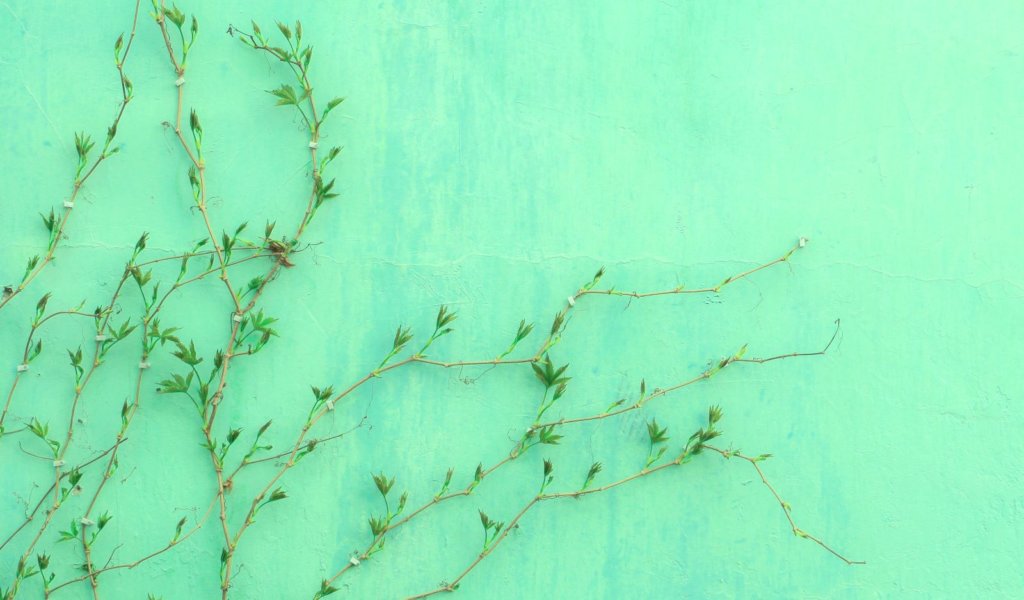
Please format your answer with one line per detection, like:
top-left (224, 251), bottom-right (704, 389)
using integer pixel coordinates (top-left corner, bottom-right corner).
top-left (2, 1), bottom-right (1021, 598)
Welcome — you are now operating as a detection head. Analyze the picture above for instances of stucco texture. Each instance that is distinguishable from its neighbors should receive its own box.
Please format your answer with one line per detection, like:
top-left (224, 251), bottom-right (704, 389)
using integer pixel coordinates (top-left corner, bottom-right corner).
top-left (1, 1), bottom-right (1021, 599)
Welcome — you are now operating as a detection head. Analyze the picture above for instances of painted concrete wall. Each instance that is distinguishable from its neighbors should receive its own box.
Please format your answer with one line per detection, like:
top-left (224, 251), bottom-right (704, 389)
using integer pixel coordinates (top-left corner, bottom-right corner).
top-left (1, 1), bottom-right (1021, 598)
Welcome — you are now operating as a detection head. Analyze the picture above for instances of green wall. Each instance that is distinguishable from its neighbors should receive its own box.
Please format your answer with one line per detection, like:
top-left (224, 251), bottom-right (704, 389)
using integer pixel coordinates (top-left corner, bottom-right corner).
top-left (1, 1), bottom-right (1021, 598)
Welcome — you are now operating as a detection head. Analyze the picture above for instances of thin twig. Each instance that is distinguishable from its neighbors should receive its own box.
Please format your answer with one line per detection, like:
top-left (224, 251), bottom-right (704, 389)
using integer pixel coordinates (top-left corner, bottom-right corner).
top-left (0, 0), bottom-right (144, 314)
top-left (702, 445), bottom-right (864, 565)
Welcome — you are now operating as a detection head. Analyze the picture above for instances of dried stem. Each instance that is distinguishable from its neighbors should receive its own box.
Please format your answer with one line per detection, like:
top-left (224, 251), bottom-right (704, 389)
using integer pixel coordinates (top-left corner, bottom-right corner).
top-left (702, 445), bottom-right (865, 566)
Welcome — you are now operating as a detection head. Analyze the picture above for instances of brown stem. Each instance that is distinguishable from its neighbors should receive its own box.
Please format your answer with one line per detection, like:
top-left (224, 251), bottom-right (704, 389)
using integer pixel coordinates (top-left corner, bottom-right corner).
top-left (533, 322), bottom-right (838, 432)
top-left (0, 0), bottom-right (143, 315)
top-left (702, 445), bottom-right (864, 565)
top-left (172, 27), bottom-right (331, 598)
top-left (320, 324), bottom-right (839, 592)
top-left (76, 359), bottom-right (147, 594)
top-left (577, 241), bottom-right (802, 300)
top-left (403, 435), bottom-right (858, 599)
top-left (46, 496), bottom-right (219, 596)
top-left (0, 311), bottom-right (95, 435)
top-left (0, 440), bottom-right (124, 553)
top-left (2, 237), bottom-right (273, 597)
top-left (155, 4), bottom-right (242, 314)
top-left (402, 460), bottom-right (681, 600)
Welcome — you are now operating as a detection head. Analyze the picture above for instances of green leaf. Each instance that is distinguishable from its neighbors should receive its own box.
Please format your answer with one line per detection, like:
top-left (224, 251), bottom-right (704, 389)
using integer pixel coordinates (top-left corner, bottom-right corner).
top-left (40, 209), bottom-right (56, 232)
top-left (531, 356), bottom-right (570, 388)
top-left (646, 419), bottom-right (669, 445)
top-left (111, 318), bottom-right (137, 341)
top-left (317, 580), bottom-right (339, 598)
top-left (435, 305), bottom-right (457, 330)
top-left (28, 418), bottom-right (48, 440)
top-left (708, 405), bottom-right (723, 426)
top-left (172, 517), bottom-right (187, 542)
top-left (515, 320), bottom-right (534, 342)
top-left (172, 340), bottom-right (202, 366)
top-left (268, 84), bottom-right (299, 106)
top-left (157, 372), bottom-right (193, 394)
top-left (163, 5), bottom-right (186, 29)
top-left (35, 292), bottom-right (51, 316)
top-left (392, 326), bottom-right (413, 350)
top-left (372, 473), bottom-right (395, 497)
top-left (582, 462), bottom-right (603, 490)
top-left (74, 132), bottom-right (94, 159)
top-left (189, 109), bottom-right (202, 135)
top-left (27, 339), bottom-right (43, 363)
top-left (58, 520), bottom-right (80, 542)
top-left (550, 312), bottom-right (564, 335)
top-left (530, 361), bottom-right (547, 386)
top-left (324, 96), bottom-right (345, 116)
top-left (538, 426), bottom-right (562, 445)
top-left (368, 515), bottom-right (387, 537)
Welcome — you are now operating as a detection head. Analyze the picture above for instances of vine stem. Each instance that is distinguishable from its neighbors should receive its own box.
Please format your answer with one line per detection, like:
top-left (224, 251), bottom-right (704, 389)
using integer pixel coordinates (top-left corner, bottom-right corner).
top-left (2, 283), bottom-right (140, 599)
top-left (1, 247), bottom-right (270, 595)
top-left (149, 15), bottom-right (334, 596)
top-left (576, 241), bottom-right (801, 299)
top-left (0, 311), bottom-right (96, 434)
top-left (149, 9), bottom-right (293, 596)
top-left (701, 445), bottom-right (865, 566)
top-left (317, 327), bottom-right (838, 592)
top-left (222, 355), bottom-right (533, 596)
top-left (46, 494), bottom-right (220, 596)
top-left (0, 440), bottom-right (125, 553)
top-left (261, 245), bottom-right (807, 597)
top-left (1, 4), bottom-right (842, 596)
top-left (402, 460), bottom-right (680, 600)
top-left (0, 0), bottom-right (143, 315)
top-left (77, 360), bottom-right (148, 596)
top-left (526, 240), bottom-right (806, 362)
top-left (154, 1), bottom-right (242, 315)
top-left (533, 319), bottom-right (841, 431)
top-left (405, 441), bottom-right (861, 599)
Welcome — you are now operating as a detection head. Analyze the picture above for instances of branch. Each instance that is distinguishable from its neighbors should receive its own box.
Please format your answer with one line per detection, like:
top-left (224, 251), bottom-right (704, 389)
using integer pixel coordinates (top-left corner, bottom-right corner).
top-left (0, 0), bottom-right (144, 314)
top-left (702, 445), bottom-right (864, 565)
top-left (319, 326), bottom-right (839, 592)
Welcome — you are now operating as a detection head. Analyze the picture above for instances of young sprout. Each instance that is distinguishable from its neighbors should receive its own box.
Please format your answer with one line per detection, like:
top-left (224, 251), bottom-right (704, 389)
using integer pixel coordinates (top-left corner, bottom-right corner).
top-left (539, 459), bottom-right (554, 494)
top-left (376, 326), bottom-right (413, 371)
top-left (418, 305), bottom-right (457, 355)
top-left (581, 462), bottom-right (603, 491)
top-left (645, 419), bottom-right (670, 468)
top-left (497, 319), bottom-right (534, 359)
top-left (478, 510), bottom-right (505, 552)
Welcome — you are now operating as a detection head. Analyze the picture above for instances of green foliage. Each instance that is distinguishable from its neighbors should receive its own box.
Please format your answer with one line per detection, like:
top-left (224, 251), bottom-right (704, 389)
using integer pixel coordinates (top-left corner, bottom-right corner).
top-left (477, 510), bottom-right (505, 551)
top-left (530, 356), bottom-right (570, 389)
top-left (0, 4), bottom-right (855, 599)
top-left (581, 462), bottom-right (602, 491)
top-left (645, 419), bottom-right (670, 468)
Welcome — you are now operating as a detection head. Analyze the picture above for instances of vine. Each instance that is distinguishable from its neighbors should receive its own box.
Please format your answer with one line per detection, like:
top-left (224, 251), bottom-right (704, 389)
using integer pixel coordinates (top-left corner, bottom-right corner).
top-left (0, 3), bottom-right (861, 599)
